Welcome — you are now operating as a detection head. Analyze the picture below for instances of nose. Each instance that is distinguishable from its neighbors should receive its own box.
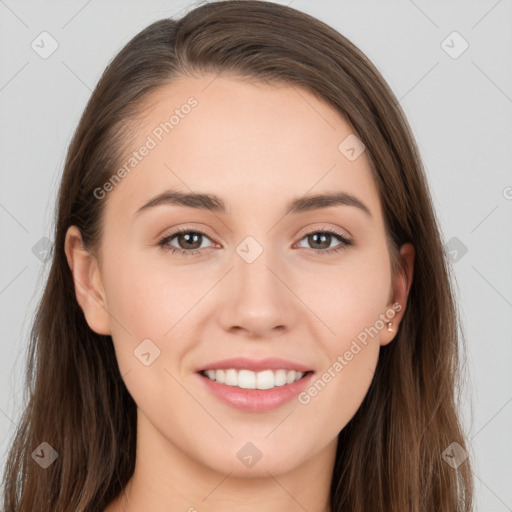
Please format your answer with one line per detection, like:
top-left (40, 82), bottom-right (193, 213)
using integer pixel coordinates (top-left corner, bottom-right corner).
top-left (217, 245), bottom-right (298, 339)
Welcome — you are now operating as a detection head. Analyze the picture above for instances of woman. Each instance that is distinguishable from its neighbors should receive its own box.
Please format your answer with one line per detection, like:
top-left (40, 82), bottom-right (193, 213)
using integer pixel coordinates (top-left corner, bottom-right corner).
top-left (1, 1), bottom-right (474, 510)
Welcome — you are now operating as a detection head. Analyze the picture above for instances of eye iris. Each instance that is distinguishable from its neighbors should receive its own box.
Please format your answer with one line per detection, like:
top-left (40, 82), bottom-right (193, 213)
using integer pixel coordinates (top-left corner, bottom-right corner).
top-left (309, 233), bottom-right (331, 249)
top-left (178, 232), bottom-right (202, 250)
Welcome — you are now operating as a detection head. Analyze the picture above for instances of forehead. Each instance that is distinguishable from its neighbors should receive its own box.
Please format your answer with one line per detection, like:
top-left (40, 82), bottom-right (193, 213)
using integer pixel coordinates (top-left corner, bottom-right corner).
top-left (104, 74), bottom-right (382, 222)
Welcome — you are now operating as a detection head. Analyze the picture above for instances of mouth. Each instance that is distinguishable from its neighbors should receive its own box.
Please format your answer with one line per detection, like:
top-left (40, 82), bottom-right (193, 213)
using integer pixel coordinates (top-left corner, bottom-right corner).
top-left (199, 368), bottom-right (313, 390)
top-left (195, 357), bottom-right (315, 412)
top-left (196, 365), bottom-right (315, 413)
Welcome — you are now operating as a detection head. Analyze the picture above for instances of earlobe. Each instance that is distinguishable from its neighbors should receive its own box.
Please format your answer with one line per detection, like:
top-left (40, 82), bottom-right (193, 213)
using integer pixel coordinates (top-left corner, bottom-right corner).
top-left (64, 226), bottom-right (111, 335)
top-left (380, 243), bottom-right (415, 346)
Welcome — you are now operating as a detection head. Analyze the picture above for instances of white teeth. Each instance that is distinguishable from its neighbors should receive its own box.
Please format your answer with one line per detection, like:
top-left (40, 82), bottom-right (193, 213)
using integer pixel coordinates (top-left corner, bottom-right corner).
top-left (202, 368), bottom-right (306, 389)
top-left (225, 369), bottom-right (238, 386)
top-left (274, 369), bottom-right (287, 386)
top-left (239, 369), bottom-right (256, 389)
top-left (216, 369), bottom-right (225, 384)
top-left (286, 370), bottom-right (296, 384)
top-left (256, 370), bottom-right (273, 390)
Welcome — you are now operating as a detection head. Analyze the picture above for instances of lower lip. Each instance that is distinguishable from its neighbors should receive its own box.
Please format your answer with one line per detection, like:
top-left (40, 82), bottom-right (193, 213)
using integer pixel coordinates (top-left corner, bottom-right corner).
top-left (197, 371), bottom-right (315, 413)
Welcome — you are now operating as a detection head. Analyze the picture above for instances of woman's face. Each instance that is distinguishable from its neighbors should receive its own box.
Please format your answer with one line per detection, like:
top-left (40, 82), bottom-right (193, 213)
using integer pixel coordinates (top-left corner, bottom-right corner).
top-left (67, 74), bottom-right (413, 477)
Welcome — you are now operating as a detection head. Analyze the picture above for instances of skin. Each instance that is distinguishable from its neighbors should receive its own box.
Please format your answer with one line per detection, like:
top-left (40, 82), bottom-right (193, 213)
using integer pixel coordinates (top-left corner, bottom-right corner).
top-left (65, 74), bottom-right (414, 512)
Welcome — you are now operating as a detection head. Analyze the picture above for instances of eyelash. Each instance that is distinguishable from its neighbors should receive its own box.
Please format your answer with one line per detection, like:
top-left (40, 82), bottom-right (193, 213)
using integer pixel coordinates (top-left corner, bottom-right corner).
top-left (157, 226), bottom-right (353, 257)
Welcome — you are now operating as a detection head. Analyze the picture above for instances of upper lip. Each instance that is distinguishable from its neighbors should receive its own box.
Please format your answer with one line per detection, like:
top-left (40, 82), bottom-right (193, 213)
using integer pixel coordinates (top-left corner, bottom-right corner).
top-left (196, 357), bottom-right (314, 373)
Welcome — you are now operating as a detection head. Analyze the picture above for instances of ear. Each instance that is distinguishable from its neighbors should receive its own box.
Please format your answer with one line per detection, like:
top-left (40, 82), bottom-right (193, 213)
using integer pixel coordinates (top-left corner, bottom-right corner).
top-left (64, 225), bottom-right (111, 335)
top-left (380, 242), bottom-right (415, 346)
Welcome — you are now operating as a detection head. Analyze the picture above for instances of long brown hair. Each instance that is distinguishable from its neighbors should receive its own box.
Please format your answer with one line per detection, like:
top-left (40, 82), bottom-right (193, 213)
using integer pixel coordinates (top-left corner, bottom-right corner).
top-left (2, 1), bottom-right (474, 510)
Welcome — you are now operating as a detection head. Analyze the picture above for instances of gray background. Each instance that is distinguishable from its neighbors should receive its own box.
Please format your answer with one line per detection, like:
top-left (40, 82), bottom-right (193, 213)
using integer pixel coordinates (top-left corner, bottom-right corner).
top-left (1, 0), bottom-right (511, 509)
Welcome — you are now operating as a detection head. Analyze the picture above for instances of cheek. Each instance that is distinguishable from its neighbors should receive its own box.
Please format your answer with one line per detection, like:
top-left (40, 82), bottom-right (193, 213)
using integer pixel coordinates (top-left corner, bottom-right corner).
top-left (99, 248), bottom-right (177, 376)
top-left (293, 243), bottom-right (390, 421)
top-left (294, 242), bottom-right (392, 344)
top-left (103, 249), bottom-right (184, 337)
top-left (297, 305), bottom-right (382, 442)
top-left (298, 343), bottom-right (380, 448)
top-left (101, 247), bottom-right (220, 381)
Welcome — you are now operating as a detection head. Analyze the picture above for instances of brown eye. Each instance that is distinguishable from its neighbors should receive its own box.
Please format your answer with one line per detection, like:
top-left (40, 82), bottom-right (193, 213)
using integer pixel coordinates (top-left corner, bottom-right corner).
top-left (174, 231), bottom-right (203, 250)
top-left (305, 232), bottom-right (332, 250)
top-left (158, 228), bottom-right (215, 256)
top-left (296, 229), bottom-right (353, 254)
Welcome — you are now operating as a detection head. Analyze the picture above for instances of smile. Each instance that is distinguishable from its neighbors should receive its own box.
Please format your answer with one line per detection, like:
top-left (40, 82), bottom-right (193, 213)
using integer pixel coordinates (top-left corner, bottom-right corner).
top-left (197, 369), bottom-right (315, 413)
top-left (200, 368), bottom-right (309, 390)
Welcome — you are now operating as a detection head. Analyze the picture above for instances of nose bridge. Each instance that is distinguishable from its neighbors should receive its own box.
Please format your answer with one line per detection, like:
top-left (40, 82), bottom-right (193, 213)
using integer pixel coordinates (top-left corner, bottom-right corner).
top-left (234, 233), bottom-right (283, 297)
top-left (218, 232), bottom-right (295, 335)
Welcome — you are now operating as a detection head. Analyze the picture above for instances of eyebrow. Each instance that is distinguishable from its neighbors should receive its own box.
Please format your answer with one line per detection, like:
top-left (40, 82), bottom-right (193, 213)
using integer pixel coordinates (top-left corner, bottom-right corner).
top-left (134, 189), bottom-right (372, 218)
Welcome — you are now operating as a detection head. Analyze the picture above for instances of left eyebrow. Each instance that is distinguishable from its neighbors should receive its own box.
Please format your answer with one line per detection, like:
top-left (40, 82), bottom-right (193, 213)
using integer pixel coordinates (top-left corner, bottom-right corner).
top-left (286, 191), bottom-right (372, 217)
top-left (134, 189), bottom-right (372, 218)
